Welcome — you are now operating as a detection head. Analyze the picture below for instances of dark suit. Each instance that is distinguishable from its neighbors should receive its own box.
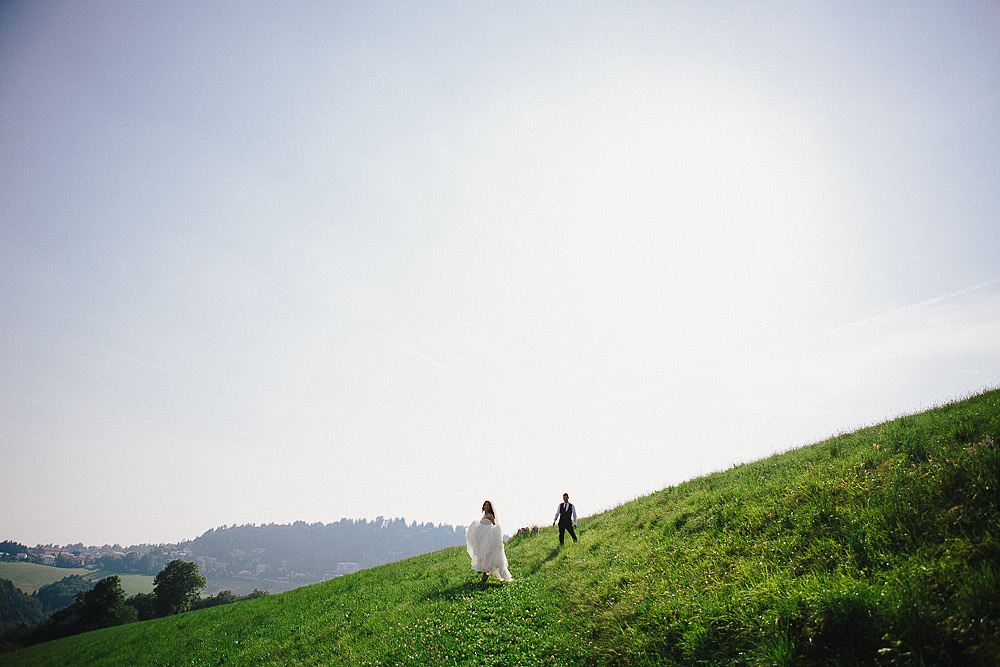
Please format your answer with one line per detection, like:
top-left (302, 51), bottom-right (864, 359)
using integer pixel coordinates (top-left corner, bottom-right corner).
top-left (556, 502), bottom-right (577, 544)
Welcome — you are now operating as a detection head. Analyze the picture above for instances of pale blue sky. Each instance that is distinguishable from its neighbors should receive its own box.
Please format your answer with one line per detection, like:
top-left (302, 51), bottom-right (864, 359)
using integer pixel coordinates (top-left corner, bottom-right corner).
top-left (2, 2), bottom-right (999, 547)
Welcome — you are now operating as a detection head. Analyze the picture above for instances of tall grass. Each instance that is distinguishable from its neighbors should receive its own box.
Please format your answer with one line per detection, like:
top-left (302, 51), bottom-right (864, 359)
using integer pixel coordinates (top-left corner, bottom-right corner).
top-left (4, 389), bottom-right (998, 666)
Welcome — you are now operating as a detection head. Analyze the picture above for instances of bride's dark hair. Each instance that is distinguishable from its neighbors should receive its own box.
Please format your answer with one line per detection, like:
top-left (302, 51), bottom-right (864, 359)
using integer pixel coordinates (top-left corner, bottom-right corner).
top-left (482, 500), bottom-right (495, 517)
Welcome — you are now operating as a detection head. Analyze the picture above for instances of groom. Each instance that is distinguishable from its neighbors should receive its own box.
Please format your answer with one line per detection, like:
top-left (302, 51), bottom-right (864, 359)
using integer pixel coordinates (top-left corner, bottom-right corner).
top-left (553, 493), bottom-right (578, 545)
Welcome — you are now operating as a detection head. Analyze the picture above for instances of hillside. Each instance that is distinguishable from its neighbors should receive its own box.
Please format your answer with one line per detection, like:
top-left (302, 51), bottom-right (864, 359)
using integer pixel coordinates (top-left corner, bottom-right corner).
top-left (3, 389), bottom-right (998, 666)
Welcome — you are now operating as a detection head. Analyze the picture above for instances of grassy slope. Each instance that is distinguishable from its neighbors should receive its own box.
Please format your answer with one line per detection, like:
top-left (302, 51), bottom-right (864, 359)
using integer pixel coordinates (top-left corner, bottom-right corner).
top-left (0, 564), bottom-right (153, 596)
top-left (4, 389), bottom-right (999, 666)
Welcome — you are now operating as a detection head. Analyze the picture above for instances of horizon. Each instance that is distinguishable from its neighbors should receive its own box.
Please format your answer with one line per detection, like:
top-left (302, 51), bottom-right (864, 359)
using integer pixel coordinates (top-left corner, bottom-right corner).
top-left (2, 2), bottom-right (999, 547)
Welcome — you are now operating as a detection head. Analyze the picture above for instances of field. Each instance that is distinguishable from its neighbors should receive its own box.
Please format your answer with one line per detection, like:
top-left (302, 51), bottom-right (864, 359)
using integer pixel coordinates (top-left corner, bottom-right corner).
top-left (0, 563), bottom-right (153, 597)
top-left (3, 388), bottom-right (998, 666)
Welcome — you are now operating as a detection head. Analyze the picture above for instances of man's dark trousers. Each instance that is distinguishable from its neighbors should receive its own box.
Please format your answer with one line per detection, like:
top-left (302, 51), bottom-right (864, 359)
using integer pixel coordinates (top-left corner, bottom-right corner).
top-left (558, 503), bottom-right (577, 545)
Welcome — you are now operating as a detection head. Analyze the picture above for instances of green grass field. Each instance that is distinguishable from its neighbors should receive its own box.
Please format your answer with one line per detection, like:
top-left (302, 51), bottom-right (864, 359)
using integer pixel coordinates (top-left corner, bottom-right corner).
top-left (0, 563), bottom-right (153, 597)
top-left (3, 388), bottom-right (998, 666)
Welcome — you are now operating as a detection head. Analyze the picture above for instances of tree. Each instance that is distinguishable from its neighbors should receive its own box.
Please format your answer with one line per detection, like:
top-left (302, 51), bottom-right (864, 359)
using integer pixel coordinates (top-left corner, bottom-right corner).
top-left (0, 579), bottom-right (45, 632)
top-left (34, 575), bottom-right (92, 615)
top-left (189, 589), bottom-right (238, 611)
top-left (77, 576), bottom-right (135, 629)
top-left (189, 588), bottom-right (269, 612)
top-left (154, 560), bottom-right (206, 617)
top-left (35, 575), bottom-right (136, 644)
top-left (0, 542), bottom-right (30, 562)
top-left (126, 592), bottom-right (157, 621)
top-left (122, 551), bottom-right (141, 572)
top-left (139, 549), bottom-right (166, 574)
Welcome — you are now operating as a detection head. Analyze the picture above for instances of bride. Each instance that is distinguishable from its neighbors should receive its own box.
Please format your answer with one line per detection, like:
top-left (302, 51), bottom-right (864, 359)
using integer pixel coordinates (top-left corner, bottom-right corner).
top-left (466, 500), bottom-right (513, 583)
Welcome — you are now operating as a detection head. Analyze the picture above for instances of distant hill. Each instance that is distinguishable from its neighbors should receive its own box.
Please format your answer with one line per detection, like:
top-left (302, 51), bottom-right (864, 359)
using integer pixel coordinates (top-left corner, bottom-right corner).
top-left (4, 388), bottom-right (998, 665)
top-left (179, 518), bottom-right (467, 593)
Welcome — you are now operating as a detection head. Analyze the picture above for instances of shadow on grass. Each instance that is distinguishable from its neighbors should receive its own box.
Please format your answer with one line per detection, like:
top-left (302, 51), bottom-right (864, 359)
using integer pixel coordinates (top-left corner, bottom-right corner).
top-left (422, 579), bottom-right (517, 601)
top-left (518, 547), bottom-right (562, 577)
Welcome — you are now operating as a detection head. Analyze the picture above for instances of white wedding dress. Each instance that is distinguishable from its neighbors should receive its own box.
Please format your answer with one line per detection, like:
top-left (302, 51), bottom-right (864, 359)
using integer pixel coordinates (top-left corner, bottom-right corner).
top-left (466, 516), bottom-right (513, 581)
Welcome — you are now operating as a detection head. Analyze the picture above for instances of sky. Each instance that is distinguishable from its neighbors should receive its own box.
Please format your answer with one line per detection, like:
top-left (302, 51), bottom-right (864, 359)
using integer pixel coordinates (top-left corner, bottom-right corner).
top-left (2, 1), bottom-right (999, 548)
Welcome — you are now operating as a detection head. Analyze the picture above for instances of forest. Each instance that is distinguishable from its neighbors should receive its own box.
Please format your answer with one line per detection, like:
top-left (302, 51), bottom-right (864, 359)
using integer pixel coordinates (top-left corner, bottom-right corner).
top-left (178, 517), bottom-right (467, 586)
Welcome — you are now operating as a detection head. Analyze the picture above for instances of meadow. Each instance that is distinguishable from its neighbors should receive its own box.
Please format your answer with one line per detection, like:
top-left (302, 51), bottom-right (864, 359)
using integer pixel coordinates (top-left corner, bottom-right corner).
top-left (3, 388), bottom-right (998, 666)
top-left (0, 563), bottom-right (153, 597)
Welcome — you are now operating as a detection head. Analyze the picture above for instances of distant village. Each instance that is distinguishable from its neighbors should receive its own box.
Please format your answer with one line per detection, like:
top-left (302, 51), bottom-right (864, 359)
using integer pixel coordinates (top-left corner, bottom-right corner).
top-left (1, 543), bottom-right (190, 568)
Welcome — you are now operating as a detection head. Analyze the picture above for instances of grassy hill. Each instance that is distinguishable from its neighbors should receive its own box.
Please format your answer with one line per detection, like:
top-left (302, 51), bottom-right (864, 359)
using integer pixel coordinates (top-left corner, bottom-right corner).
top-left (3, 389), bottom-right (998, 666)
top-left (0, 563), bottom-right (154, 597)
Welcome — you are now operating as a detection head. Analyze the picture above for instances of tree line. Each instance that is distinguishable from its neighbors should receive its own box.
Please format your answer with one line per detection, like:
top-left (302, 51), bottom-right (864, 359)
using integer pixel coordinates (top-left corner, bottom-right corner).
top-left (184, 517), bottom-right (466, 583)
